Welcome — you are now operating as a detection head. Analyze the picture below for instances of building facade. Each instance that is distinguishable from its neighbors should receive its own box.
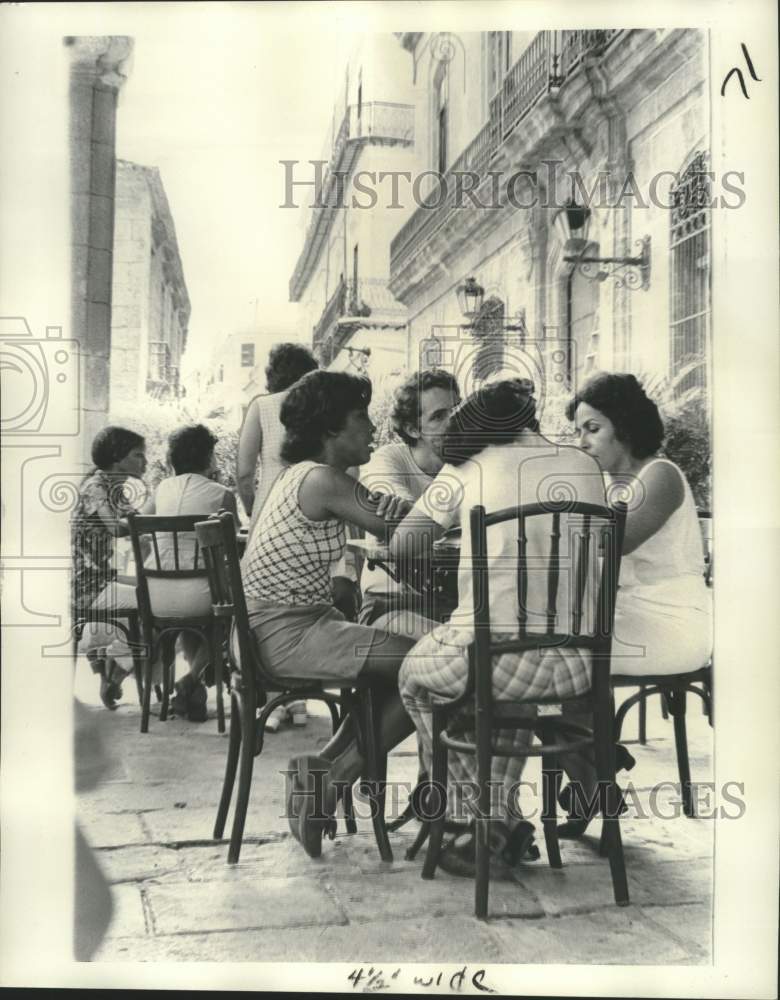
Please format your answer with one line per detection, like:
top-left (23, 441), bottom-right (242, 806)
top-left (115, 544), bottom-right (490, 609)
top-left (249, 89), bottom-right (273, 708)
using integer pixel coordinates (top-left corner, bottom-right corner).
top-left (110, 159), bottom-right (190, 406)
top-left (184, 329), bottom-right (292, 427)
top-left (388, 30), bottom-right (712, 412)
top-left (288, 35), bottom-right (416, 391)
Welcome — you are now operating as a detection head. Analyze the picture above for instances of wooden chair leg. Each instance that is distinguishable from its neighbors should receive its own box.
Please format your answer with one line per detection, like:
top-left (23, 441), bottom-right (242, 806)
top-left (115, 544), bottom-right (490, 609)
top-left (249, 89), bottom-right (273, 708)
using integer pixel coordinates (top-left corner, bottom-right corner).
top-left (421, 709), bottom-right (448, 880)
top-left (667, 689), bottom-right (694, 817)
top-left (159, 631), bottom-right (172, 722)
top-left (660, 691), bottom-right (669, 720)
top-left (228, 683), bottom-right (258, 864)
top-left (212, 625), bottom-right (225, 734)
top-left (594, 704), bottom-right (629, 906)
top-left (331, 696), bottom-right (357, 835)
top-left (474, 704), bottom-right (493, 921)
top-left (541, 749), bottom-right (563, 869)
top-left (638, 684), bottom-right (648, 743)
top-left (140, 631), bottom-right (155, 734)
top-left (362, 688), bottom-right (393, 863)
top-left (214, 690), bottom-right (242, 839)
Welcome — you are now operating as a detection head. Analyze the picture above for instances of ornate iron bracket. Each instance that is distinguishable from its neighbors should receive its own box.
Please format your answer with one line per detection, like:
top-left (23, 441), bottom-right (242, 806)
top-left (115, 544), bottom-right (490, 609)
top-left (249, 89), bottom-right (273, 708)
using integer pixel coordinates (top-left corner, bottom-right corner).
top-left (564, 235), bottom-right (651, 291)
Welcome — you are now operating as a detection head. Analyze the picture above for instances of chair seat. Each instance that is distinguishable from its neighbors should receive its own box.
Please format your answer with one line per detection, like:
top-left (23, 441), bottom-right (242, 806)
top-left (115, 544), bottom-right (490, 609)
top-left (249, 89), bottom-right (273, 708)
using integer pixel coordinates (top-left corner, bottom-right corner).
top-left (147, 614), bottom-right (216, 629)
top-left (612, 666), bottom-right (710, 687)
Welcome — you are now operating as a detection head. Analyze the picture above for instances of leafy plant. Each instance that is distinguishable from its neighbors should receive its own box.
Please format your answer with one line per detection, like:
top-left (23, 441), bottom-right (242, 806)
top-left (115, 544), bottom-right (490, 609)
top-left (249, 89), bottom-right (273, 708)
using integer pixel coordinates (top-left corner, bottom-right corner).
top-left (109, 398), bottom-right (238, 494)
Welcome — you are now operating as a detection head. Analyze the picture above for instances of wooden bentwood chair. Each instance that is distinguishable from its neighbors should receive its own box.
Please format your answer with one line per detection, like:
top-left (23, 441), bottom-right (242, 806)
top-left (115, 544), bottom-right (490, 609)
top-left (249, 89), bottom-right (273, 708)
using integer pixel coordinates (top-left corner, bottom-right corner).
top-left (611, 511), bottom-right (713, 817)
top-left (128, 513), bottom-right (229, 735)
top-left (417, 501), bottom-right (629, 919)
top-left (195, 510), bottom-right (401, 865)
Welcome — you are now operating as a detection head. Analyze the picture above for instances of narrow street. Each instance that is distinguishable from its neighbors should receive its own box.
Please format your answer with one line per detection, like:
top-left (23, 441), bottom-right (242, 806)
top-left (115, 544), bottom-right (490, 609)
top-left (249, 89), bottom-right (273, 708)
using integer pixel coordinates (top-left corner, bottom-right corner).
top-left (75, 660), bottom-right (714, 966)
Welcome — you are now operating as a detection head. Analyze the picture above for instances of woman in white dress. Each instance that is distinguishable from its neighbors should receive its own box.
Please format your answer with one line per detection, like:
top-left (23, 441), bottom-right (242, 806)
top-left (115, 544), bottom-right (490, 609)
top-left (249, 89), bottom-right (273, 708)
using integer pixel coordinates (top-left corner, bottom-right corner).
top-left (558, 372), bottom-right (713, 835)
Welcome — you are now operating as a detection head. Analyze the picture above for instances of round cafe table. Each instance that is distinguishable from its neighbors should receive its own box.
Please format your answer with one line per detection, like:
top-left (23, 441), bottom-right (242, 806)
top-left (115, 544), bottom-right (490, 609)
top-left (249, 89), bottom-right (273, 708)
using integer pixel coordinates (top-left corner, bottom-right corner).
top-left (346, 530), bottom-right (460, 624)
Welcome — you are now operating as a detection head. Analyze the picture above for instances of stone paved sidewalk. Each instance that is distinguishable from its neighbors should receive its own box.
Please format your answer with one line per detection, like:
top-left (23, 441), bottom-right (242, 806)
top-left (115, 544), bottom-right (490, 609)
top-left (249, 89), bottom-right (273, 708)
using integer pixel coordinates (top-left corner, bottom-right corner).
top-left (74, 663), bottom-right (714, 966)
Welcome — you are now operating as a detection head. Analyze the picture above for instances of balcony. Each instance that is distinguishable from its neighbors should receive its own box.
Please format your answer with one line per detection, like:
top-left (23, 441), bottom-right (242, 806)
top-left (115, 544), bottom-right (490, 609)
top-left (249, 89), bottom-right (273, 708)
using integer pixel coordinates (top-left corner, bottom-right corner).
top-left (312, 277), bottom-right (346, 354)
top-left (390, 29), bottom-right (622, 281)
top-left (311, 276), bottom-right (406, 365)
top-left (289, 101), bottom-right (415, 302)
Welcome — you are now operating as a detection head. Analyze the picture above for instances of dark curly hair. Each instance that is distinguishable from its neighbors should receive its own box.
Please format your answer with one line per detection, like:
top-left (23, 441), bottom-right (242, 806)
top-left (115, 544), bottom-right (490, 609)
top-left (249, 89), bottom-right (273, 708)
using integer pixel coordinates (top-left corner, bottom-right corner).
top-left (443, 379), bottom-right (539, 466)
top-left (265, 342), bottom-right (318, 394)
top-left (167, 424), bottom-right (218, 475)
top-left (565, 372), bottom-right (664, 459)
top-left (391, 368), bottom-right (460, 445)
top-left (280, 370), bottom-right (372, 463)
top-left (91, 426), bottom-right (145, 470)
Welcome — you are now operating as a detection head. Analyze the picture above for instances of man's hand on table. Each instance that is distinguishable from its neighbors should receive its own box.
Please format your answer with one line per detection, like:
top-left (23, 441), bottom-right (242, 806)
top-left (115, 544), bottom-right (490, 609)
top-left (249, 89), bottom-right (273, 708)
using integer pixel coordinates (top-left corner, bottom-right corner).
top-left (369, 492), bottom-right (414, 523)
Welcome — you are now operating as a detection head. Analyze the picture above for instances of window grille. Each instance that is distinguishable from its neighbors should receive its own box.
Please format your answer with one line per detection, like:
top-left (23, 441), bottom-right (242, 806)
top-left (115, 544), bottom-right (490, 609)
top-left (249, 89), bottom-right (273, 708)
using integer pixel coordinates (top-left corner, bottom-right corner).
top-left (670, 151), bottom-right (711, 393)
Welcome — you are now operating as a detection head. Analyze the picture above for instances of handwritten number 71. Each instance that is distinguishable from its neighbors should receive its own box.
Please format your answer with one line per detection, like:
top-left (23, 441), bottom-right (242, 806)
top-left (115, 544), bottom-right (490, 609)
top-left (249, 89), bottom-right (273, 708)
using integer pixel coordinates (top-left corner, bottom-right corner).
top-left (721, 43), bottom-right (761, 99)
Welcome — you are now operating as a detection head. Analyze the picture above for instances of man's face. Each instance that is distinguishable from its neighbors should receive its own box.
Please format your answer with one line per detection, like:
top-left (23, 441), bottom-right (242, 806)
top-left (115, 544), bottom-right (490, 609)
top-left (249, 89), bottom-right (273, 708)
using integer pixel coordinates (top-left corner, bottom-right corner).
top-left (407, 385), bottom-right (460, 463)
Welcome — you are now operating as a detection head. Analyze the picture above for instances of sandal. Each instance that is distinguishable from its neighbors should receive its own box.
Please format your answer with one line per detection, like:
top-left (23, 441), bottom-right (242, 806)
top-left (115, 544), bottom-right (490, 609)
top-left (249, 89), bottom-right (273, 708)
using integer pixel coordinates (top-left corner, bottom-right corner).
top-left (98, 661), bottom-right (124, 710)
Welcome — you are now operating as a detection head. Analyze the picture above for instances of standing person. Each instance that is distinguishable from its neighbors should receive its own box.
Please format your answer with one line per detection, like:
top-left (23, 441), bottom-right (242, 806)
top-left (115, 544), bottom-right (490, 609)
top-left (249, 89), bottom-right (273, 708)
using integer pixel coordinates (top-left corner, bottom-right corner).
top-left (237, 342), bottom-right (318, 527)
top-left (393, 380), bottom-right (608, 876)
top-left (145, 423), bottom-right (239, 722)
top-left (358, 368), bottom-right (460, 626)
top-left (71, 426), bottom-right (148, 709)
top-left (241, 370), bottom-right (432, 859)
top-left (236, 342), bottom-right (319, 730)
top-left (557, 372), bottom-right (713, 836)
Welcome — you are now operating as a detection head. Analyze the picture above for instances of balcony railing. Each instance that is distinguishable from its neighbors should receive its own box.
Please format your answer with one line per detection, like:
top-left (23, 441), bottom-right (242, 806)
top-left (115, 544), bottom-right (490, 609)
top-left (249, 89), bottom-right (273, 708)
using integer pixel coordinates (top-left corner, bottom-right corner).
top-left (390, 29), bottom-right (622, 275)
top-left (290, 101), bottom-right (415, 301)
top-left (312, 277), bottom-right (346, 350)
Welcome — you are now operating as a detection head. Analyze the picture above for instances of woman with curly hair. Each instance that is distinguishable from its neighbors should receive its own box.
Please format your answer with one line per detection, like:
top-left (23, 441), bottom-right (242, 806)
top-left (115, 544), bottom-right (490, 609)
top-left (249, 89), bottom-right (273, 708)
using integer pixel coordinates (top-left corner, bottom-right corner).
top-left (71, 425), bottom-right (148, 709)
top-left (241, 369), bottom-right (430, 858)
top-left (145, 423), bottom-right (238, 721)
top-left (556, 372), bottom-right (713, 836)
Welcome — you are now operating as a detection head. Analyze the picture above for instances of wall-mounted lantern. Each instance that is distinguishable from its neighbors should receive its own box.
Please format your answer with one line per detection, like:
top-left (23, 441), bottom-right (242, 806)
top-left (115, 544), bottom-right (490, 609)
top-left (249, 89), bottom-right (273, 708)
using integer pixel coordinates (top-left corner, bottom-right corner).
top-left (552, 199), bottom-right (651, 291)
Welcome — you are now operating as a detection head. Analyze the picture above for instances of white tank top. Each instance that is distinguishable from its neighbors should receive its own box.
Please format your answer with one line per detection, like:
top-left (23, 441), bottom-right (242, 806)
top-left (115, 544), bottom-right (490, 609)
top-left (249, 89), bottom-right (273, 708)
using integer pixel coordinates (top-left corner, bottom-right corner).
top-left (614, 458), bottom-right (709, 610)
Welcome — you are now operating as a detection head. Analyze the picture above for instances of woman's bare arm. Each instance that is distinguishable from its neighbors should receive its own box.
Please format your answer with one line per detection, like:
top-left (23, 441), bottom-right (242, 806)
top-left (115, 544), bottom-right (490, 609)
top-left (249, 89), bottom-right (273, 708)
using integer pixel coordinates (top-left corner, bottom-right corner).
top-left (621, 461), bottom-right (684, 555)
top-left (236, 398), bottom-right (262, 517)
top-left (297, 465), bottom-right (413, 540)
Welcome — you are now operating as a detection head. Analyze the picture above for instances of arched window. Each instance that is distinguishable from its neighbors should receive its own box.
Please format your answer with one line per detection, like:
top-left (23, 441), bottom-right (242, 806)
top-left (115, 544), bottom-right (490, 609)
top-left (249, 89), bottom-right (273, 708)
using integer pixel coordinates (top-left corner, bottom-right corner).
top-left (670, 151), bottom-right (711, 393)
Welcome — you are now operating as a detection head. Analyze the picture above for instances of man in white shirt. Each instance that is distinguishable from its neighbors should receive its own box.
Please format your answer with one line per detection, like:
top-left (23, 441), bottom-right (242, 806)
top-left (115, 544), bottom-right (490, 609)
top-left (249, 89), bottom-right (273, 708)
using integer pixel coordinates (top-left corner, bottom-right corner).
top-left (358, 368), bottom-right (460, 625)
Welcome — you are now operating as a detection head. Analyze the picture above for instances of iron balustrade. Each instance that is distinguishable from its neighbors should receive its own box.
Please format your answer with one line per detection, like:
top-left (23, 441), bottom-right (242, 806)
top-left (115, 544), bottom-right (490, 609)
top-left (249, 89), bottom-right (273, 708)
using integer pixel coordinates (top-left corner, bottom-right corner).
top-left (312, 277), bottom-right (346, 350)
top-left (390, 29), bottom-right (622, 275)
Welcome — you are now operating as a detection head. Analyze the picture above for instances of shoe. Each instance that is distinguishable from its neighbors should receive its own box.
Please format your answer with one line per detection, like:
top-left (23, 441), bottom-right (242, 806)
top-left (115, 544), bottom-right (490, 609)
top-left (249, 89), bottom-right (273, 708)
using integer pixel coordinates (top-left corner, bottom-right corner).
top-left (99, 675), bottom-right (122, 710)
top-left (265, 706), bottom-right (286, 733)
top-left (556, 782), bottom-right (628, 839)
top-left (288, 700), bottom-right (307, 727)
top-left (295, 755), bottom-right (338, 859)
top-left (187, 681), bottom-right (208, 723)
top-left (436, 821), bottom-right (538, 881)
top-left (98, 661), bottom-right (124, 710)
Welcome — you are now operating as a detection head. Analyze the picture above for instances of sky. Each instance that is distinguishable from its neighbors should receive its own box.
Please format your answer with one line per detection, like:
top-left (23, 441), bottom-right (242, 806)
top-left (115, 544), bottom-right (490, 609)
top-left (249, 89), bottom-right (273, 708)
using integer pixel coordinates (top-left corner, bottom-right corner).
top-left (112, 7), bottom-right (356, 375)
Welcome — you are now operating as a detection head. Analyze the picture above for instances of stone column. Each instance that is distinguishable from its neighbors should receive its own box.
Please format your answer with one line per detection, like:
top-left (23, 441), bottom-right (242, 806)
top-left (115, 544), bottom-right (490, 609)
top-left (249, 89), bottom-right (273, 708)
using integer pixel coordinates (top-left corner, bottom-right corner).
top-left (66, 36), bottom-right (133, 465)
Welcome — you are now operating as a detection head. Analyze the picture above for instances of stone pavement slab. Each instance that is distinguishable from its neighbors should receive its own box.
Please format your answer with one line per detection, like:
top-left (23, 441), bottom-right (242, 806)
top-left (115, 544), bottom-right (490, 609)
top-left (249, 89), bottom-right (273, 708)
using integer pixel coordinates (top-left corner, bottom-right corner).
top-left (75, 658), bottom-right (714, 966)
top-left (485, 908), bottom-right (697, 965)
top-left (146, 876), bottom-right (348, 936)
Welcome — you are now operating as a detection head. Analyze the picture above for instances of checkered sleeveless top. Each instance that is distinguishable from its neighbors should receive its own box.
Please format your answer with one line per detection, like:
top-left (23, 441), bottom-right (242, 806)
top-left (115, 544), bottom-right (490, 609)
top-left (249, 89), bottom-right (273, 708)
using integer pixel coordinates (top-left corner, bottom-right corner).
top-left (242, 460), bottom-right (344, 606)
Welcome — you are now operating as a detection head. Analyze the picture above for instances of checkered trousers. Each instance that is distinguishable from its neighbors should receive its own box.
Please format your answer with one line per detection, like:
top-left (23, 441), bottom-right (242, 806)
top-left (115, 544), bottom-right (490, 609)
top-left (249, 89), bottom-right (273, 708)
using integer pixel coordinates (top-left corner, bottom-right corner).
top-left (242, 461), bottom-right (345, 606)
top-left (399, 623), bottom-right (592, 823)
